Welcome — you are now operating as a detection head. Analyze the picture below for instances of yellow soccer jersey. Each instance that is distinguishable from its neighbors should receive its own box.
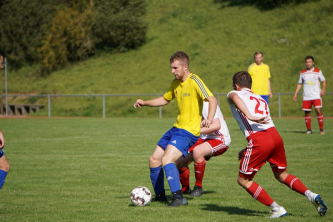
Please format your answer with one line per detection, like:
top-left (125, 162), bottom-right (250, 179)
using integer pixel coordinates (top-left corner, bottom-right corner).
top-left (163, 73), bottom-right (213, 136)
top-left (248, 62), bottom-right (271, 95)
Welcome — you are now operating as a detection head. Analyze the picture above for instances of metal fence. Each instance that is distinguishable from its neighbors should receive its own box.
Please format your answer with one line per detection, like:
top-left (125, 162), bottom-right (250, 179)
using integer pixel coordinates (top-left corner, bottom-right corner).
top-left (1, 92), bottom-right (332, 118)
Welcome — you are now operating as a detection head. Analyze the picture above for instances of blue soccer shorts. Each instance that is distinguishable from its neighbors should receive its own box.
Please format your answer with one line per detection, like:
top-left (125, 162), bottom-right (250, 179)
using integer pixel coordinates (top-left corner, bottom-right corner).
top-left (157, 127), bottom-right (199, 157)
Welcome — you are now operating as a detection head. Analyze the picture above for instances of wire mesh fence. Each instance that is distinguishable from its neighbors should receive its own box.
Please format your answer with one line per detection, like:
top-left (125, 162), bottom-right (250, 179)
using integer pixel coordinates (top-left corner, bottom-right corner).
top-left (1, 92), bottom-right (332, 118)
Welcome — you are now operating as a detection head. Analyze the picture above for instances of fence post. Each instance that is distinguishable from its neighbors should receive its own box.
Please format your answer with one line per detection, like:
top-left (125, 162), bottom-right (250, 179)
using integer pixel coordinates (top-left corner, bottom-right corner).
top-left (103, 95), bottom-right (105, 119)
top-left (278, 93), bottom-right (281, 119)
top-left (5, 58), bottom-right (8, 116)
top-left (48, 95), bottom-right (51, 118)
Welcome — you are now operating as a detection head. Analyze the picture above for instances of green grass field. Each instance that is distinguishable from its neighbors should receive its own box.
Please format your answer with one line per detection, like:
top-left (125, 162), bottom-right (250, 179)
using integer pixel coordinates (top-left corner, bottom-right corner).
top-left (0, 117), bottom-right (332, 221)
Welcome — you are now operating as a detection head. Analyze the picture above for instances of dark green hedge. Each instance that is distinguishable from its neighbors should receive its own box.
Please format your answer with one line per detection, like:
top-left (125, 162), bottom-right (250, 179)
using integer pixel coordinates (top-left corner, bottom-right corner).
top-left (0, 0), bottom-right (147, 72)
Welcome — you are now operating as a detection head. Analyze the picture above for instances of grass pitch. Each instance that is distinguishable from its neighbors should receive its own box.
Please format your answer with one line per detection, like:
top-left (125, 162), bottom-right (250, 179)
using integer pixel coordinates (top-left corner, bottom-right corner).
top-left (0, 117), bottom-right (332, 221)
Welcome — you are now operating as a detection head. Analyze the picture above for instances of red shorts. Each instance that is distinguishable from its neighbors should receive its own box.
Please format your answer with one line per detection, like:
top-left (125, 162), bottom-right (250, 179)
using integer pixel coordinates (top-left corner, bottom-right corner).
top-left (302, 99), bottom-right (322, 111)
top-left (188, 138), bottom-right (228, 161)
top-left (239, 127), bottom-right (287, 179)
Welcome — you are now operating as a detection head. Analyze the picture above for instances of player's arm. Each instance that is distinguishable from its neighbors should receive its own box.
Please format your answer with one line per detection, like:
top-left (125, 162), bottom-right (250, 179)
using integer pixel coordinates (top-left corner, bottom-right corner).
top-left (201, 96), bottom-right (217, 128)
top-left (293, 84), bottom-right (302, 101)
top-left (320, 80), bottom-right (326, 97)
top-left (228, 92), bottom-right (268, 123)
top-left (268, 79), bottom-right (272, 98)
top-left (201, 118), bottom-right (220, 134)
top-left (134, 96), bottom-right (170, 108)
top-left (0, 129), bottom-right (4, 149)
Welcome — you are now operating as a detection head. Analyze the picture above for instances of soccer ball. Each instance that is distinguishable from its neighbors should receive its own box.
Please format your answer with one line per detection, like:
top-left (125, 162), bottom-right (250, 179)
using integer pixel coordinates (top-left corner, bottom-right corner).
top-left (130, 186), bottom-right (152, 206)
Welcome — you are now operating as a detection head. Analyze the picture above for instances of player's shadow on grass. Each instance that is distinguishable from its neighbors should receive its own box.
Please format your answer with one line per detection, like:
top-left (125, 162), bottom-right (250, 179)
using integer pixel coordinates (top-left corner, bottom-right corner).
top-left (201, 204), bottom-right (267, 216)
top-left (282, 130), bottom-right (306, 134)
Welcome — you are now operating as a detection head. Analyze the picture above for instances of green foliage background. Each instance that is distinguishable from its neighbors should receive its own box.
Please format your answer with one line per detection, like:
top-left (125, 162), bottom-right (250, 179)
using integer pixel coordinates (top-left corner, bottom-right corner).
top-left (0, 0), bottom-right (147, 72)
top-left (0, 0), bottom-right (332, 117)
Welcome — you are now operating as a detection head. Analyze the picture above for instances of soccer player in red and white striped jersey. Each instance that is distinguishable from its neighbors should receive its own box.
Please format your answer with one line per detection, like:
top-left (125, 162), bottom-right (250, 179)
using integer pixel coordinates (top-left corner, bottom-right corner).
top-left (293, 56), bottom-right (326, 134)
top-left (227, 71), bottom-right (327, 218)
top-left (176, 102), bottom-right (231, 197)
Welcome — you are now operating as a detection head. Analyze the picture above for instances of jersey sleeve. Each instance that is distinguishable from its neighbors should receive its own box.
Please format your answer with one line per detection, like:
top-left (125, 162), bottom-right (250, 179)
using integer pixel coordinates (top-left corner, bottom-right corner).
top-left (163, 83), bottom-right (175, 101)
top-left (191, 75), bottom-right (213, 101)
top-left (319, 70), bottom-right (325, 82)
top-left (267, 66), bottom-right (271, 79)
top-left (248, 65), bottom-right (254, 76)
top-left (226, 91), bottom-right (236, 105)
top-left (297, 73), bottom-right (303, 84)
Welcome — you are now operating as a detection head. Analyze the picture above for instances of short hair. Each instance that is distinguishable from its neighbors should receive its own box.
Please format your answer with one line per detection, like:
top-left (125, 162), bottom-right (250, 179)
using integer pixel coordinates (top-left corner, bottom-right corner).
top-left (305, 55), bottom-right (314, 62)
top-left (170, 51), bottom-right (189, 66)
top-left (233, 71), bottom-right (252, 89)
top-left (254, 51), bottom-right (263, 58)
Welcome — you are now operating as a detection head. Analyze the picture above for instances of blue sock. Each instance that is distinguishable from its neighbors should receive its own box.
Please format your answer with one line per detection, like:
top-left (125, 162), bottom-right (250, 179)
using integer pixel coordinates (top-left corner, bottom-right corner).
top-left (0, 169), bottom-right (7, 189)
top-left (163, 163), bottom-right (181, 197)
top-left (150, 166), bottom-right (165, 195)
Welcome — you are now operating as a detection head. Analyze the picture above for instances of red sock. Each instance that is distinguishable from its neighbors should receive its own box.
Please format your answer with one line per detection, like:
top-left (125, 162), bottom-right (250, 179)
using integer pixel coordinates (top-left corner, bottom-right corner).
top-left (305, 116), bottom-right (311, 130)
top-left (179, 167), bottom-right (190, 193)
top-left (246, 182), bottom-right (274, 207)
top-left (317, 115), bottom-right (324, 130)
top-left (194, 159), bottom-right (206, 188)
top-left (284, 174), bottom-right (308, 195)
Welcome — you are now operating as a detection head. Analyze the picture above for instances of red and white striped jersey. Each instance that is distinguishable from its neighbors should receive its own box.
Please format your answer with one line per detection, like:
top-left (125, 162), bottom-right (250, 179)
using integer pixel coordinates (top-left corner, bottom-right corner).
top-left (200, 102), bottom-right (231, 146)
top-left (298, 68), bottom-right (325, 100)
top-left (227, 88), bottom-right (275, 139)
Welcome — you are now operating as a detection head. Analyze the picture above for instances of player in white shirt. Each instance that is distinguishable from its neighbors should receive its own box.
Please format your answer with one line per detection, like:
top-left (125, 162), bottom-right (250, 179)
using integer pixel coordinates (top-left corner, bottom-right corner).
top-left (227, 71), bottom-right (327, 218)
top-left (176, 102), bottom-right (231, 197)
top-left (293, 56), bottom-right (326, 134)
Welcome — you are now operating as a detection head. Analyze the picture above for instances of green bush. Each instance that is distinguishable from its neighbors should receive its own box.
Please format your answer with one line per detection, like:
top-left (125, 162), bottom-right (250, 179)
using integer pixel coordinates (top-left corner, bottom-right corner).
top-left (0, 0), bottom-right (147, 72)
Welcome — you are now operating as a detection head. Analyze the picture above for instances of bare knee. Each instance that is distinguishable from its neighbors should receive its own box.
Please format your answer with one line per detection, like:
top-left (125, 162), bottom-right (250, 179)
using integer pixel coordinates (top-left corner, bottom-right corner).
top-left (237, 176), bottom-right (253, 189)
top-left (161, 155), bottom-right (172, 166)
top-left (274, 171), bottom-right (289, 183)
top-left (149, 155), bottom-right (161, 168)
top-left (0, 159), bottom-right (10, 173)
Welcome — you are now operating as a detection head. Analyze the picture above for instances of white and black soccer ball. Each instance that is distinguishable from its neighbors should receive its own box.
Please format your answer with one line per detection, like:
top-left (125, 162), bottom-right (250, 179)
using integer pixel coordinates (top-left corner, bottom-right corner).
top-left (130, 186), bottom-right (152, 206)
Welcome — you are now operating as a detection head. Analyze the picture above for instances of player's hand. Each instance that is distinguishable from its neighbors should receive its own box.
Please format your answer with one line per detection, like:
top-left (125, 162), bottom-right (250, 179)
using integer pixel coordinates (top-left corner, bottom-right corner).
top-left (201, 118), bottom-right (213, 128)
top-left (248, 116), bottom-right (270, 124)
top-left (0, 131), bottom-right (4, 149)
top-left (293, 95), bottom-right (297, 102)
top-left (269, 93), bottom-right (273, 98)
top-left (134, 99), bottom-right (145, 108)
top-left (238, 149), bottom-right (245, 160)
top-left (320, 90), bottom-right (325, 97)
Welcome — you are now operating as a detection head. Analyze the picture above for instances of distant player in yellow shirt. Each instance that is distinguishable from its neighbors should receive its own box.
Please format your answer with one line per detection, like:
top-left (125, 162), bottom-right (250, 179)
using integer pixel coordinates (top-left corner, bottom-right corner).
top-left (134, 51), bottom-right (217, 207)
top-left (248, 51), bottom-right (272, 104)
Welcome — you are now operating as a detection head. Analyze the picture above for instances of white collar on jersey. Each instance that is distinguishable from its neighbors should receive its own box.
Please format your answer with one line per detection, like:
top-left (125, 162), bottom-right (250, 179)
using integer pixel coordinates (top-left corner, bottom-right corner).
top-left (241, 88), bottom-right (252, 93)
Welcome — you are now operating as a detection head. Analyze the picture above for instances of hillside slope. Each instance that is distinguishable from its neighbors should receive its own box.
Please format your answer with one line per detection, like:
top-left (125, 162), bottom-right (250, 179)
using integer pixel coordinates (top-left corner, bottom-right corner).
top-left (1, 0), bottom-right (332, 117)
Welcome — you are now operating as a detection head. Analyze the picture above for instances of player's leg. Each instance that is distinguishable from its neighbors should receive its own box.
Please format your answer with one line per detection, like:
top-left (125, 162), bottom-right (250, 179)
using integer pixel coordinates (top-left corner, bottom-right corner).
top-left (237, 175), bottom-right (286, 218)
top-left (190, 142), bottom-right (211, 197)
top-left (303, 100), bottom-right (312, 133)
top-left (176, 154), bottom-right (193, 194)
top-left (0, 150), bottom-right (10, 190)
top-left (162, 144), bottom-right (188, 206)
top-left (191, 139), bottom-right (228, 197)
top-left (239, 132), bottom-right (287, 218)
top-left (314, 105), bottom-right (324, 134)
top-left (269, 127), bottom-right (327, 216)
top-left (274, 171), bottom-right (327, 216)
top-left (149, 145), bottom-right (167, 201)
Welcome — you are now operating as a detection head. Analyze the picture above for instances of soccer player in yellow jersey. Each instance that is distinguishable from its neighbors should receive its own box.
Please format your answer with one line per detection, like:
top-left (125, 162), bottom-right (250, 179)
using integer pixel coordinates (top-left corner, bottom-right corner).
top-left (248, 51), bottom-right (272, 104)
top-left (134, 51), bottom-right (217, 207)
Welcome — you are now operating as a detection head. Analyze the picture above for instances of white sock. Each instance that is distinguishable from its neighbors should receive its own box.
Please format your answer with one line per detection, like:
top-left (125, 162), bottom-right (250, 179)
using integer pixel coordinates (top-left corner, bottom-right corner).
top-left (305, 190), bottom-right (317, 202)
top-left (270, 201), bottom-right (280, 211)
